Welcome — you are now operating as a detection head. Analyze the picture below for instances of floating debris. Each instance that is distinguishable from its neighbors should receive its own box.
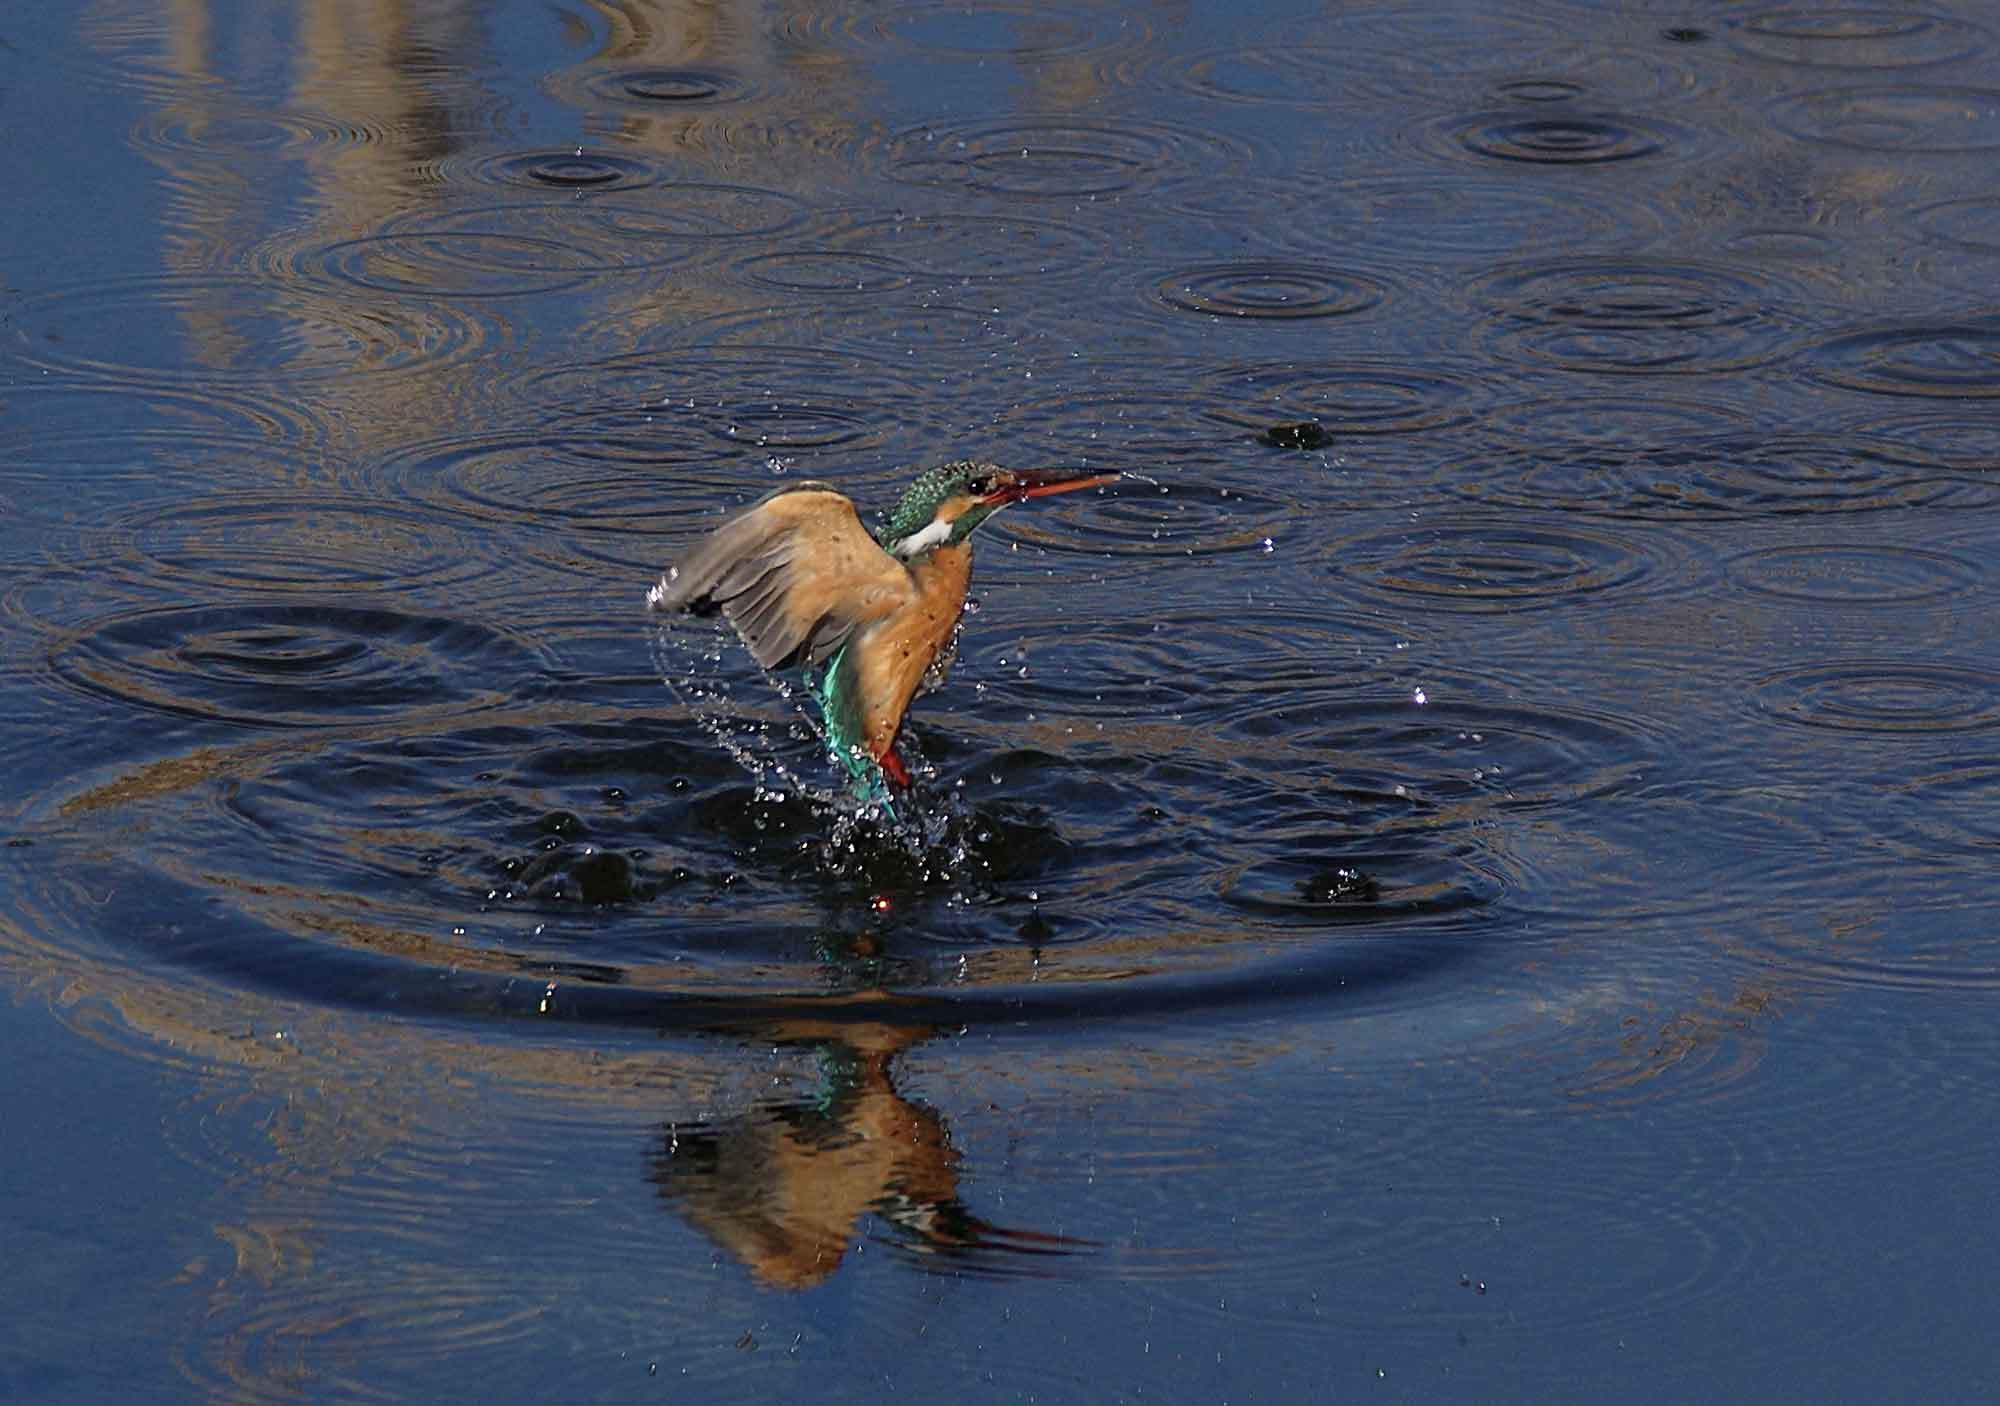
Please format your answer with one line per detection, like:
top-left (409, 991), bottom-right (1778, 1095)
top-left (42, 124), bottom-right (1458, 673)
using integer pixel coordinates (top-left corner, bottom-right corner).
top-left (1259, 421), bottom-right (1330, 450)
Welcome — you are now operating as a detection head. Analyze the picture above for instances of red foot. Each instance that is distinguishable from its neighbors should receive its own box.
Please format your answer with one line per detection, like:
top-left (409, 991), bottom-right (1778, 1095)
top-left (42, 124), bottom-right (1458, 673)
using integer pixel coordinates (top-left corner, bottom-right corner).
top-left (877, 747), bottom-right (912, 790)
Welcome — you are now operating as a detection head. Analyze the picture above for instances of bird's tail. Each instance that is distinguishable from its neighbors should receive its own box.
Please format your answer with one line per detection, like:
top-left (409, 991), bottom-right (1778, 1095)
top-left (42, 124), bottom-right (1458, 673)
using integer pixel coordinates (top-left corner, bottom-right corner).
top-left (818, 644), bottom-right (897, 817)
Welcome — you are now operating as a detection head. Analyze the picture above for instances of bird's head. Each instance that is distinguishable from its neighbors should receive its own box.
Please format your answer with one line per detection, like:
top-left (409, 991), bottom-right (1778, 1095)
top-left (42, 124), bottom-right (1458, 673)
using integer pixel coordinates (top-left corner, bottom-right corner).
top-left (877, 460), bottom-right (1119, 559)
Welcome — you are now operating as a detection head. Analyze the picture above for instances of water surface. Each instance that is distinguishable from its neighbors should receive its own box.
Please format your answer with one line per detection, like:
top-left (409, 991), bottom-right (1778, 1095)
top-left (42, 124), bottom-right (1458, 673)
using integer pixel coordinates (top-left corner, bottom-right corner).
top-left (4, 0), bottom-right (2000, 1399)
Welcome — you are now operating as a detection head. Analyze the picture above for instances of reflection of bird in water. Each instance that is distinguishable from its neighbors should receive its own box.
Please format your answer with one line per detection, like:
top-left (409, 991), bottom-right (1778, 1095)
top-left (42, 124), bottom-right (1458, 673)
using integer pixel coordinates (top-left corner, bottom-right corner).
top-left (649, 462), bottom-right (1117, 797)
top-left (648, 1016), bottom-right (1088, 1289)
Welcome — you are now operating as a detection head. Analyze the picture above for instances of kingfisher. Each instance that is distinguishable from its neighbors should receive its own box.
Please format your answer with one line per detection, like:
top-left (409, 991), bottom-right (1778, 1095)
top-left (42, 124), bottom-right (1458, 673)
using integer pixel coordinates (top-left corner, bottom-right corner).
top-left (648, 461), bottom-right (1117, 796)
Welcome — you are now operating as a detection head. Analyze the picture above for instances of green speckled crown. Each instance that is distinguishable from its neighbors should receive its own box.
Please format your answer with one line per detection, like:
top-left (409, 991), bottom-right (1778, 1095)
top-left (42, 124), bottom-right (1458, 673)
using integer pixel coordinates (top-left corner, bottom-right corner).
top-left (876, 460), bottom-right (998, 547)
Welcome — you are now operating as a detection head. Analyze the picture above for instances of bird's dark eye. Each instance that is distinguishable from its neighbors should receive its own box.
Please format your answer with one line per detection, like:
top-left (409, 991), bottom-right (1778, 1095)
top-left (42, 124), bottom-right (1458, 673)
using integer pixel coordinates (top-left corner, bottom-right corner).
top-left (967, 475), bottom-right (993, 495)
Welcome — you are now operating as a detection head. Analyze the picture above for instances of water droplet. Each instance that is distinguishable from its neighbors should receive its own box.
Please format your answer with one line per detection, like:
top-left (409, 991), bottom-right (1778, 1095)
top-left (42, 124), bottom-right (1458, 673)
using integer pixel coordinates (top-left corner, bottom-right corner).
top-left (1413, 687), bottom-right (1429, 705)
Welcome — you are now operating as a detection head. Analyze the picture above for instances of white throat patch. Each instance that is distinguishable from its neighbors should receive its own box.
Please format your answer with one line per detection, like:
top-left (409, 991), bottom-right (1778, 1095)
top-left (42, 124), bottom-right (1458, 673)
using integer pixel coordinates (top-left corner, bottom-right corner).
top-left (890, 517), bottom-right (954, 559)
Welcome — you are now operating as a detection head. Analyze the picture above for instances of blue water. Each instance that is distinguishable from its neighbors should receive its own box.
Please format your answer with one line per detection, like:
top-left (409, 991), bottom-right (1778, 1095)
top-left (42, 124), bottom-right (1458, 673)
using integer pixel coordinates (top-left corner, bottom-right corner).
top-left (4, 0), bottom-right (2000, 1399)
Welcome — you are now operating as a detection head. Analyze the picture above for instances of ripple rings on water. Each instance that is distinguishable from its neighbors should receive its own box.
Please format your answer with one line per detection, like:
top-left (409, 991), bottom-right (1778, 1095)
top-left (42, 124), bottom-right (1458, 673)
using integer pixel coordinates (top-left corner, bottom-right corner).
top-left (271, 194), bottom-right (802, 305)
top-left (988, 384), bottom-right (1243, 465)
top-left (4, 428), bottom-right (319, 535)
top-left (1472, 258), bottom-right (1805, 375)
top-left (812, 209), bottom-right (1115, 283)
top-left (878, 117), bottom-right (1258, 200)
top-left (520, 344), bottom-right (953, 473)
top-left (5, 276), bottom-right (502, 385)
top-left (1203, 668), bottom-right (1666, 804)
top-left (1473, 391), bottom-right (1754, 447)
top-left (128, 102), bottom-right (390, 159)
top-left (0, 381), bottom-right (334, 493)
top-left (1453, 429), bottom-right (1999, 518)
top-left (1275, 6), bottom-right (1562, 89)
top-left (89, 494), bottom-right (503, 602)
top-left (1488, 41), bottom-right (1708, 103)
top-left (25, 719), bottom-right (1514, 1030)
top-left (1014, 602), bottom-right (1406, 722)
top-left (1723, 8), bottom-right (1988, 69)
top-left (1769, 85), bottom-right (2000, 150)
top-left (287, 224), bottom-right (636, 299)
top-left (1912, 194), bottom-right (2000, 255)
top-left (1216, 841), bottom-right (1503, 926)
top-left (1738, 903), bottom-right (2000, 994)
top-left (1836, 407), bottom-right (2000, 469)
top-left (371, 424), bottom-right (759, 583)
top-left (728, 249), bottom-right (913, 296)
top-left (995, 476), bottom-right (1297, 563)
top-left (1725, 543), bottom-right (1980, 607)
top-left (47, 604), bottom-right (549, 730)
top-left (1752, 661), bottom-right (2000, 734)
top-left (1324, 517), bottom-right (1703, 614)
top-left (1495, 78), bottom-right (1588, 103)
top-left (1873, 763), bottom-right (2000, 873)
top-left (654, 301), bottom-right (1064, 382)
top-left (61, 11), bottom-right (261, 99)
top-left (1152, 261), bottom-right (1392, 323)
top-left (550, 187), bottom-right (811, 249)
top-left (569, 65), bottom-right (758, 111)
top-left (1805, 321), bottom-right (2000, 397)
top-left (1158, 45), bottom-right (1385, 108)
top-left (775, 0), bottom-right (1147, 60)
top-left (374, 426), bottom-right (740, 536)
top-left (1424, 109), bottom-right (1692, 165)
top-left (1198, 359), bottom-right (1494, 438)
top-left (452, 147), bottom-right (672, 192)
top-left (1319, 175), bottom-right (1656, 260)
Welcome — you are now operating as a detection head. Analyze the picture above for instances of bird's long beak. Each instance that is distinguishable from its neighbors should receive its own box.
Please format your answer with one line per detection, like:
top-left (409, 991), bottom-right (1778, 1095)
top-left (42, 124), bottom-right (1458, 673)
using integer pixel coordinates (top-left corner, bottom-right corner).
top-left (987, 467), bottom-right (1121, 504)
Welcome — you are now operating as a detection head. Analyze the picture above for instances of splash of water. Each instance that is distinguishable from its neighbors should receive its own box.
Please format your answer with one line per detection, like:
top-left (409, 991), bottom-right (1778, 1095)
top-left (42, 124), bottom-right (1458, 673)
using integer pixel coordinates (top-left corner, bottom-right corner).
top-left (648, 611), bottom-right (991, 894)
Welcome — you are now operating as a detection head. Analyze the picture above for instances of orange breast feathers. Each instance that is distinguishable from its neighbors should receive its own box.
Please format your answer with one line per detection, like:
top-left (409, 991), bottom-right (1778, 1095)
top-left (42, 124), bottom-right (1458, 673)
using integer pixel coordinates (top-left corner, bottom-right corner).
top-left (846, 542), bottom-right (972, 761)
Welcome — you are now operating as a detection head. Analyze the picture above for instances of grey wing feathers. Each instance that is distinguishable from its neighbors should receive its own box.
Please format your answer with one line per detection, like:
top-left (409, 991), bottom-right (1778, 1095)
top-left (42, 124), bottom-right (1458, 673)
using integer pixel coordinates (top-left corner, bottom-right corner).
top-left (650, 484), bottom-right (911, 672)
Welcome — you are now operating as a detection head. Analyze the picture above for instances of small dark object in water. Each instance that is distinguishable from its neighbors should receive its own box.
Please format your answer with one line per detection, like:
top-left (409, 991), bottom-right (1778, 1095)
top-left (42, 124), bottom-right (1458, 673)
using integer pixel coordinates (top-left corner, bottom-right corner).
top-left (1260, 422), bottom-right (1330, 450)
top-left (535, 809), bottom-right (589, 839)
top-left (1661, 26), bottom-right (1708, 43)
top-left (1297, 865), bottom-right (1379, 904)
top-left (520, 844), bottom-right (637, 903)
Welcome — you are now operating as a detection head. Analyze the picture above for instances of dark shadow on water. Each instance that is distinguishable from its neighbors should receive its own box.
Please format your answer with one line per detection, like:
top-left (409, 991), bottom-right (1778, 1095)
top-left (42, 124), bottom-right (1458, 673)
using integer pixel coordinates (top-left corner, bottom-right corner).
top-left (20, 846), bottom-right (1481, 1035)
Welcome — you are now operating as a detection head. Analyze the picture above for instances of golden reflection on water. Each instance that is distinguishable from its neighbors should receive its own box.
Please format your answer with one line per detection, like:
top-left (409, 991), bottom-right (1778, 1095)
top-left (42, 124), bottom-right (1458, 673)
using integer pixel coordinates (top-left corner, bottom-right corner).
top-left (652, 1014), bottom-right (1091, 1288)
top-left (33, 0), bottom-right (1992, 1394)
top-left (0, 809), bottom-right (1887, 1402)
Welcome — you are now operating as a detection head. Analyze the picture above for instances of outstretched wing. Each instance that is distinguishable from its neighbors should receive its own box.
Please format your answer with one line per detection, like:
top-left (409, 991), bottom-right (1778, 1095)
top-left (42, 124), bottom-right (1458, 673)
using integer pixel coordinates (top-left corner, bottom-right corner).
top-left (650, 483), bottom-right (915, 672)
